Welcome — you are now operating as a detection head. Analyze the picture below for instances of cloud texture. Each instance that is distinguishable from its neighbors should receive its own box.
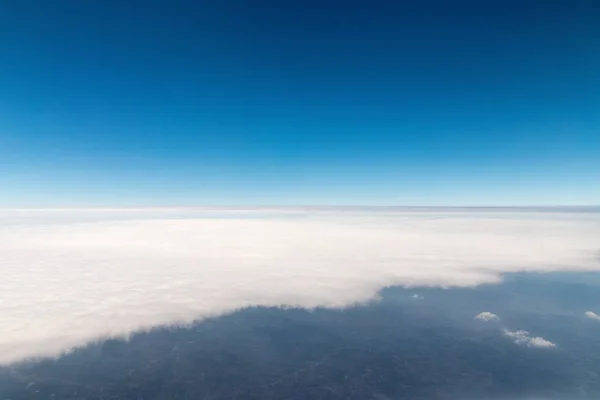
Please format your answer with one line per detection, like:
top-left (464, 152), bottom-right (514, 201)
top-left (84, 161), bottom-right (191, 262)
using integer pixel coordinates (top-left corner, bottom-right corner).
top-left (1, 208), bottom-right (598, 364)
top-left (474, 312), bottom-right (501, 322)
top-left (503, 329), bottom-right (556, 348)
top-left (584, 311), bottom-right (600, 321)
top-left (474, 312), bottom-right (555, 348)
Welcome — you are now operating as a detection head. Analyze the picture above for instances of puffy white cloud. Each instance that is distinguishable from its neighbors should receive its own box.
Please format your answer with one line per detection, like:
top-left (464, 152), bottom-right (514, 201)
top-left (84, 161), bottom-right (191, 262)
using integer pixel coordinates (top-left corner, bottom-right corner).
top-left (476, 312), bottom-right (555, 348)
top-left (584, 311), bottom-right (600, 320)
top-left (0, 208), bottom-right (597, 364)
top-left (527, 336), bottom-right (557, 348)
top-left (474, 312), bottom-right (500, 322)
top-left (503, 329), bottom-right (556, 348)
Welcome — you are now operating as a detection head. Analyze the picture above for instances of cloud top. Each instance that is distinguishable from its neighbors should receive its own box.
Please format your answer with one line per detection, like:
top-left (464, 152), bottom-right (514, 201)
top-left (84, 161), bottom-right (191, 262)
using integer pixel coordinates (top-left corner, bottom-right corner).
top-left (474, 312), bottom-right (501, 322)
top-left (584, 311), bottom-right (600, 321)
top-left (503, 329), bottom-right (556, 348)
top-left (0, 208), bottom-right (598, 364)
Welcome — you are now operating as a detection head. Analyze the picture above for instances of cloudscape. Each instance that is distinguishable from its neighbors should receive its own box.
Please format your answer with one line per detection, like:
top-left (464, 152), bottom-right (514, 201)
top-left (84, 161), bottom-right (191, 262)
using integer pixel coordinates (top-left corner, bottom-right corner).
top-left (2, 1), bottom-right (600, 398)
top-left (1, 208), bottom-right (599, 364)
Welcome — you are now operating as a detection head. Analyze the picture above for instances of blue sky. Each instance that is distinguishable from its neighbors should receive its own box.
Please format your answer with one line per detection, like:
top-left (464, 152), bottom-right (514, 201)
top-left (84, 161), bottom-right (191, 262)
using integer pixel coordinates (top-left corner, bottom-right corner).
top-left (1, 1), bottom-right (598, 206)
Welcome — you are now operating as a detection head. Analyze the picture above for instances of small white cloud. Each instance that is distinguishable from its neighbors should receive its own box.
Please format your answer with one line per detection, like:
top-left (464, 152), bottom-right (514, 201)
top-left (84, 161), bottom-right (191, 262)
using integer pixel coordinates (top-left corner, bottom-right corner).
top-left (474, 312), bottom-right (500, 322)
top-left (503, 329), bottom-right (556, 348)
top-left (584, 311), bottom-right (600, 320)
top-left (527, 336), bottom-right (557, 348)
top-left (411, 294), bottom-right (424, 300)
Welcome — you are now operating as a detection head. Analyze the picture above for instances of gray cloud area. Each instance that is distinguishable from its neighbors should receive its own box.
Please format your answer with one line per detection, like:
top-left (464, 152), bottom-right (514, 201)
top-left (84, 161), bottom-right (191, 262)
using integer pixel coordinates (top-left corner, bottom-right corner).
top-left (1, 208), bottom-right (598, 364)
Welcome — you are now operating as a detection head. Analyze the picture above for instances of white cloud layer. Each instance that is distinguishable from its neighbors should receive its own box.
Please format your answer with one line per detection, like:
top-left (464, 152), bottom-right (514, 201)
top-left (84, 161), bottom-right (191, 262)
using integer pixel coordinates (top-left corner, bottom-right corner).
top-left (503, 329), bottom-right (556, 348)
top-left (1, 208), bottom-right (598, 364)
top-left (474, 312), bottom-right (501, 322)
top-left (584, 311), bottom-right (600, 321)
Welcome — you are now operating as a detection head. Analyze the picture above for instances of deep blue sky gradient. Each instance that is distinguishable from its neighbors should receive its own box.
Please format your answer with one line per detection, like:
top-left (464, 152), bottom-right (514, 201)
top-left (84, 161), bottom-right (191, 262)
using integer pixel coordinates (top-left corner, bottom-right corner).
top-left (1, 1), bottom-right (599, 205)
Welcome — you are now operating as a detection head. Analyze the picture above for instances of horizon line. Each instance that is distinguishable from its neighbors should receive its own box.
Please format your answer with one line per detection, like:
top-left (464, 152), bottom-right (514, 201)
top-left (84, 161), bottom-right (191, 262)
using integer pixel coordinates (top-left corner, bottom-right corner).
top-left (1, 205), bottom-right (598, 212)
